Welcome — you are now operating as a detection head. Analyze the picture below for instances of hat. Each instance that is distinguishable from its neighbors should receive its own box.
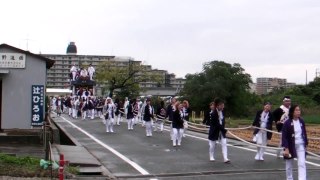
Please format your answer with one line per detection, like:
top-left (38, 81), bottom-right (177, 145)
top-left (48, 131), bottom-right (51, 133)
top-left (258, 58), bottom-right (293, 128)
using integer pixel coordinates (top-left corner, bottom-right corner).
top-left (106, 97), bottom-right (111, 100)
top-left (283, 96), bottom-right (291, 101)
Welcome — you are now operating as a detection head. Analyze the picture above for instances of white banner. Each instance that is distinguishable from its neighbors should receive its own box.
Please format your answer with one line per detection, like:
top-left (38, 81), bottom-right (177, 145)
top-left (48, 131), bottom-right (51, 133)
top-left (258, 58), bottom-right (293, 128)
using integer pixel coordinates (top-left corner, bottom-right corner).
top-left (0, 53), bottom-right (26, 68)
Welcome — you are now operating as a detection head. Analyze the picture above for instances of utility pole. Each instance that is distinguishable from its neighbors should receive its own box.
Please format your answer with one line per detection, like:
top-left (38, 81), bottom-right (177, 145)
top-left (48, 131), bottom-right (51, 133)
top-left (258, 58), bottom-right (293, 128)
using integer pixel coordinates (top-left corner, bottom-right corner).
top-left (306, 70), bottom-right (308, 85)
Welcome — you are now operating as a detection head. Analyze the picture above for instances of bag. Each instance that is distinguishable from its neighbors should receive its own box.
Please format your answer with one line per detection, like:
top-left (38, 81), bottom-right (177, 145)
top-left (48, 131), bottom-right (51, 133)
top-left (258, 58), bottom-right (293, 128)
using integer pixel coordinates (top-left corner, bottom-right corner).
top-left (252, 134), bottom-right (257, 142)
top-left (102, 119), bottom-right (106, 124)
top-left (183, 121), bottom-right (188, 129)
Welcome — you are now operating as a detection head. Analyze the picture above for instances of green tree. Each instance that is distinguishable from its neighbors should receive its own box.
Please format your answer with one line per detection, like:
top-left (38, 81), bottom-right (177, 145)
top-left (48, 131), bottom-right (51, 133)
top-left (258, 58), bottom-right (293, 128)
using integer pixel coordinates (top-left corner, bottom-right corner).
top-left (180, 60), bottom-right (253, 117)
top-left (95, 61), bottom-right (161, 99)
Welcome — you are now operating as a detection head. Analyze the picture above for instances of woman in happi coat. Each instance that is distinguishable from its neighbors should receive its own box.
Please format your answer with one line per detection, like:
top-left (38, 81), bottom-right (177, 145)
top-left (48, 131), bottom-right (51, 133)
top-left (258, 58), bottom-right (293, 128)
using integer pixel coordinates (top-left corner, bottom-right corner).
top-left (252, 102), bottom-right (273, 161)
top-left (208, 98), bottom-right (230, 163)
top-left (282, 105), bottom-right (308, 180)
top-left (172, 102), bottom-right (184, 147)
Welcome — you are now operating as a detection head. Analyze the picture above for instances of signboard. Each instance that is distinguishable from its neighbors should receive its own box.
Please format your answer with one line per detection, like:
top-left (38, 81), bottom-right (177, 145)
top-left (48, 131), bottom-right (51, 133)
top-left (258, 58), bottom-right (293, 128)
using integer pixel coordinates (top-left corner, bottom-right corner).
top-left (31, 85), bottom-right (44, 126)
top-left (0, 53), bottom-right (26, 68)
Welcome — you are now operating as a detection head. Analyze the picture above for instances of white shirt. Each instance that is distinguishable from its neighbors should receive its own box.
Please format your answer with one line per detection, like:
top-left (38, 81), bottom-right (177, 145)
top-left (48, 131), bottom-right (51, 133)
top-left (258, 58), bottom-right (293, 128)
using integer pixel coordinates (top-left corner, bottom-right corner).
top-left (280, 105), bottom-right (289, 122)
top-left (70, 66), bottom-right (77, 72)
top-left (105, 103), bottom-right (115, 119)
top-left (217, 109), bottom-right (223, 125)
top-left (260, 111), bottom-right (269, 128)
top-left (88, 66), bottom-right (95, 73)
top-left (293, 119), bottom-right (304, 145)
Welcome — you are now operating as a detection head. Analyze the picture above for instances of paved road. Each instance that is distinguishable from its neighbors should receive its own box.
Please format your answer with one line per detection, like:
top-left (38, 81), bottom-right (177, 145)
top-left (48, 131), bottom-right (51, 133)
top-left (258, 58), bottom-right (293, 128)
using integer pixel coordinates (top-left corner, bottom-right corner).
top-left (52, 113), bottom-right (320, 180)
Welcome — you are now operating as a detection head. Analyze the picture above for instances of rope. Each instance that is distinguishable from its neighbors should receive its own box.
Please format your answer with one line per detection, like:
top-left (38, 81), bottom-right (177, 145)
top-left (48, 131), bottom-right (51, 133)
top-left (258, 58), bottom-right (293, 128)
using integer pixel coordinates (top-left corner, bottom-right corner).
top-left (187, 122), bottom-right (320, 158)
top-left (309, 137), bottom-right (320, 140)
top-left (188, 121), bottom-right (210, 128)
top-left (228, 131), bottom-right (320, 158)
top-left (247, 126), bottom-right (281, 135)
top-left (307, 151), bottom-right (320, 158)
top-left (227, 131), bottom-right (282, 150)
top-left (187, 124), bottom-right (209, 132)
top-left (225, 126), bottom-right (252, 131)
top-left (189, 121), bottom-right (318, 139)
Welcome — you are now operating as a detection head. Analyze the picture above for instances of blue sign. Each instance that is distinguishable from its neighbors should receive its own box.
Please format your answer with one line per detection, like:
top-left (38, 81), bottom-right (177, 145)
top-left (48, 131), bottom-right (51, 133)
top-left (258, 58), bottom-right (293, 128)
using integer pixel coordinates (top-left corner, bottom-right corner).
top-left (31, 85), bottom-right (44, 126)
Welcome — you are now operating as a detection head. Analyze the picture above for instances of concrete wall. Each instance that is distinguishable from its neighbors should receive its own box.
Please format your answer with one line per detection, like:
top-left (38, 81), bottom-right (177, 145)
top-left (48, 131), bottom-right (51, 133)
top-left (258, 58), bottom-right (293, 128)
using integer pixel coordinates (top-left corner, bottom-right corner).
top-left (0, 47), bottom-right (47, 129)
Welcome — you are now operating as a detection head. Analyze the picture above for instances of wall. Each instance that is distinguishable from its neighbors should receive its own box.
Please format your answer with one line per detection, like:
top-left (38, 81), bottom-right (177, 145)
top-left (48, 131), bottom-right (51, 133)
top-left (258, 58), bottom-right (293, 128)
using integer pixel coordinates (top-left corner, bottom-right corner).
top-left (0, 47), bottom-right (47, 129)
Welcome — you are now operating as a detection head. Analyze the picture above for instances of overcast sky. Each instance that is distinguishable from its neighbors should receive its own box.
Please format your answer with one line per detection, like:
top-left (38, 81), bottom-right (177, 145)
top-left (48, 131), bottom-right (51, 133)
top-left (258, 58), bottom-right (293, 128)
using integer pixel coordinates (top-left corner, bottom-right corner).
top-left (1, 0), bottom-right (320, 84)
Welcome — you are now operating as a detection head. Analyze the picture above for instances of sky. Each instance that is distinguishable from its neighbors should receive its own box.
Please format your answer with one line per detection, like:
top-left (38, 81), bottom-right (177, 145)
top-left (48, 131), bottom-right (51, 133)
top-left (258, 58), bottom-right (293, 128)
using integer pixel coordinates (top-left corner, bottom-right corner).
top-left (1, 0), bottom-right (320, 84)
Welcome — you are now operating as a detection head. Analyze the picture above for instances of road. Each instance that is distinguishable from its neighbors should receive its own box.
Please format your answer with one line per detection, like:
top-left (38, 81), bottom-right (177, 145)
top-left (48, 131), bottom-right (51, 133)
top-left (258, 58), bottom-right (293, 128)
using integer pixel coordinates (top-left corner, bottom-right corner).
top-left (52, 113), bottom-right (320, 180)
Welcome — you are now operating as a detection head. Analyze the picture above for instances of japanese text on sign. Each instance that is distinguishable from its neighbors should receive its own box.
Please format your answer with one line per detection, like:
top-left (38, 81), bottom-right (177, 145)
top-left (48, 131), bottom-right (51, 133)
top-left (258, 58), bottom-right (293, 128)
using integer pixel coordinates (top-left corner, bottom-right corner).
top-left (0, 53), bottom-right (26, 68)
top-left (31, 85), bottom-right (44, 126)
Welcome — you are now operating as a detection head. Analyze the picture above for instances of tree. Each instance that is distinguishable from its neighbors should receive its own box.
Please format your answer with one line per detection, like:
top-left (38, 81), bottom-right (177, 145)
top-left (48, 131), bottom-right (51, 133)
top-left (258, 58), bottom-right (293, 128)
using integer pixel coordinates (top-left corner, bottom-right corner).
top-left (180, 60), bottom-right (253, 117)
top-left (95, 60), bottom-right (161, 98)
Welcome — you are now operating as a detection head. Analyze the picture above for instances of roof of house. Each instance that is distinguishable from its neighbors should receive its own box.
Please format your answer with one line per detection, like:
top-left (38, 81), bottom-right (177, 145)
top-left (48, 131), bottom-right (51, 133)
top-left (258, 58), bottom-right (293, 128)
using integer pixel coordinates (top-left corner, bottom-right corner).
top-left (0, 43), bottom-right (55, 69)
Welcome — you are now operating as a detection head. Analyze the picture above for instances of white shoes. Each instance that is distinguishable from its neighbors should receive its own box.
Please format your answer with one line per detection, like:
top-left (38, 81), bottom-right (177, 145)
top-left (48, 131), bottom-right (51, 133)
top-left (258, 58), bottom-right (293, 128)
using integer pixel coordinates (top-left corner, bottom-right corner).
top-left (255, 154), bottom-right (264, 161)
top-left (210, 157), bottom-right (215, 161)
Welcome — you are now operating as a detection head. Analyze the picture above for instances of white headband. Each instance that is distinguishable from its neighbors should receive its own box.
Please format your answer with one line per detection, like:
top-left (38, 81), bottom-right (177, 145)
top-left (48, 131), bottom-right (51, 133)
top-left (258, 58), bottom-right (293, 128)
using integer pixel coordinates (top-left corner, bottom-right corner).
top-left (283, 98), bottom-right (291, 101)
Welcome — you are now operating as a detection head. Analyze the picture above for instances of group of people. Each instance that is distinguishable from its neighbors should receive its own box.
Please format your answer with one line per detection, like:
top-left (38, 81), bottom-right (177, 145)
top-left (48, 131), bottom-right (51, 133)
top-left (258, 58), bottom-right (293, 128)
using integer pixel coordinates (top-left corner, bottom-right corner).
top-left (250, 96), bottom-right (308, 180)
top-left (202, 95), bottom-right (308, 180)
top-left (52, 94), bottom-right (308, 180)
top-left (70, 64), bottom-right (95, 81)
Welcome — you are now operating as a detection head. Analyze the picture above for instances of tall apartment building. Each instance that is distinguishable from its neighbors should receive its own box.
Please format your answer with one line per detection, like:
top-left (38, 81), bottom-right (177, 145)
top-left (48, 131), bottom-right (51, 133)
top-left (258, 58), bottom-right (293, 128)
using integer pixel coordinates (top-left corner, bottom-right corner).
top-left (43, 42), bottom-right (185, 96)
top-left (256, 77), bottom-right (296, 95)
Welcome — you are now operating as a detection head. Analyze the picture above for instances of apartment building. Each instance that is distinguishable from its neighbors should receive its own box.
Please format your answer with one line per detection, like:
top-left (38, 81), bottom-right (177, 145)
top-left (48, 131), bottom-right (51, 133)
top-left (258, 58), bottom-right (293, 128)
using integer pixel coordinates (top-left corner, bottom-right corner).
top-left (256, 77), bottom-right (296, 95)
top-left (43, 42), bottom-right (185, 96)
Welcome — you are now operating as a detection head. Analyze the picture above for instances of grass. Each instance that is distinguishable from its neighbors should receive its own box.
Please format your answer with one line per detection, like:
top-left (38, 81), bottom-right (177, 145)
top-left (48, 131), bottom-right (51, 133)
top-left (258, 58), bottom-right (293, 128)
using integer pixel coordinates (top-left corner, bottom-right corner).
top-left (0, 153), bottom-right (78, 178)
top-left (303, 115), bottom-right (320, 124)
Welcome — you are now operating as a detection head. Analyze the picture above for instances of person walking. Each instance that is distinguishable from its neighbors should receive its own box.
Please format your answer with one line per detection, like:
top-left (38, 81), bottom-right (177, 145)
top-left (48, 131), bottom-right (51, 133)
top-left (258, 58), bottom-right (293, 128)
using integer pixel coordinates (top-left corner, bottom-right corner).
top-left (166, 97), bottom-right (177, 141)
top-left (127, 100), bottom-right (135, 130)
top-left (208, 98), bottom-right (230, 163)
top-left (172, 102), bottom-right (184, 146)
top-left (155, 101), bottom-right (166, 132)
top-left (104, 97), bottom-right (115, 133)
top-left (282, 105), bottom-right (308, 180)
top-left (143, 98), bottom-right (154, 137)
top-left (182, 100), bottom-right (191, 137)
top-left (273, 96), bottom-right (291, 157)
top-left (115, 99), bottom-right (124, 125)
top-left (252, 102), bottom-right (274, 161)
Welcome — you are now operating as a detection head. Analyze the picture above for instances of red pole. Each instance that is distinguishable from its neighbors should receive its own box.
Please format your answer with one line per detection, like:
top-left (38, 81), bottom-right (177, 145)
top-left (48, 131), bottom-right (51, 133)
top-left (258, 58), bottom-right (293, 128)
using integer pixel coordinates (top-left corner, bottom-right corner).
top-left (59, 154), bottom-right (65, 180)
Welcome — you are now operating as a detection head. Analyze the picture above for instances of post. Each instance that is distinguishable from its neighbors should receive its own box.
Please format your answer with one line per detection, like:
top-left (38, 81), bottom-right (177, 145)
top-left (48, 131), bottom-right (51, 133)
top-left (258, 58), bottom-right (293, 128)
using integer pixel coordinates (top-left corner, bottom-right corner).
top-left (59, 154), bottom-right (65, 180)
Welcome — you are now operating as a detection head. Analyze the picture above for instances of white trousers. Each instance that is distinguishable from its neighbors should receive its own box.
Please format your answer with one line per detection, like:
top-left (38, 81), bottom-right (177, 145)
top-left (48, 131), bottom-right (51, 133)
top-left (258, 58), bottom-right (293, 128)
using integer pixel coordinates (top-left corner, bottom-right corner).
top-left (72, 71), bottom-right (77, 80)
top-left (172, 128), bottom-right (184, 146)
top-left (277, 133), bottom-right (283, 157)
top-left (89, 72), bottom-right (93, 80)
top-left (285, 143), bottom-right (306, 180)
top-left (90, 109), bottom-right (95, 119)
top-left (155, 120), bottom-right (164, 131)
top-left (170, 123), bottom-right (173, 140)
top-left (116, 114), bottom-right (122, 125)
top-left (72, 108), bottom-right (77, 118)
top-left (255, 130), bottom-right (267, 160)
top-left (145, 121), bottom-right (153, 136)
top-left (82, 110), bottom-right (87, 120)
top-left (209, 137), bottom-right (228, 161)
top-left (105, 118), bottom-right (114, 132)
top-left (127, 118), bottom-right (134, 130)
top-left (183, 120), bottom-right (188, 137)
top-left (68, 108), bottom-right (72, 116)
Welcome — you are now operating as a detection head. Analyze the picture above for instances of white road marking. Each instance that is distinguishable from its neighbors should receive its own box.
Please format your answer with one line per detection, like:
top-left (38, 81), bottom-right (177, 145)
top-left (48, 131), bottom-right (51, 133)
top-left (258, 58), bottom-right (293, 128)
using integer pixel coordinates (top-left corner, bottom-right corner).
top-left (163, 127), bottom-right (320, 167)
top-left (60, 116), bottom-right (150, 175)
